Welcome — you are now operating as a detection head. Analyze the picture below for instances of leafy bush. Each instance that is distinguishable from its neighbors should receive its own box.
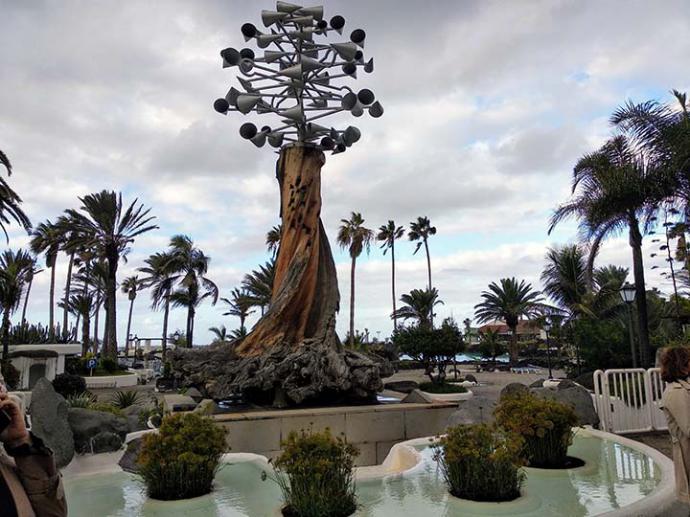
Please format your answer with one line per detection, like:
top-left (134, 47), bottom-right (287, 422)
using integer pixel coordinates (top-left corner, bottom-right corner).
top-left (52, 373), bottom-right (86, 398)
top-left (137, 413), bottom-right (227, 500)
top-left (110, 390), bottom-right (142, 409)
top-left (393, 318), bottom-right (464, 384)
top-left (100, 357), bottom-right (119, 373)
top-left (268, 429), bottom-right (358, 517)
top-left (419, 382), bottom-right (467, 394)
top-left (433, 424), bottom-right (525, 502)
top-left (89, 402), bottom-right (123, 416)
top-left (494, 392), bottom-right (578, 468)
top-left (66, 392), bottom-right (97, 408)
top-left (9, 323), bottom-right (71, 344)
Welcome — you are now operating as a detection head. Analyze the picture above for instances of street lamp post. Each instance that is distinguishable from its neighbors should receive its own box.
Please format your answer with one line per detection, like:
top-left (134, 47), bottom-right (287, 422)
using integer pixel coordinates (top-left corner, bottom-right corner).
top-left (543, 317), bottom-right (553, 379)
top-left (620, 283), bottom-right (637, 368)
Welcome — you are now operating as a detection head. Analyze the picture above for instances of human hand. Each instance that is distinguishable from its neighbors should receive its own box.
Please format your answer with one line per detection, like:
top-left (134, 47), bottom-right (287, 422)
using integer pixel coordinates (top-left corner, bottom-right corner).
top-left (0, 382), bottom-right (30, 448)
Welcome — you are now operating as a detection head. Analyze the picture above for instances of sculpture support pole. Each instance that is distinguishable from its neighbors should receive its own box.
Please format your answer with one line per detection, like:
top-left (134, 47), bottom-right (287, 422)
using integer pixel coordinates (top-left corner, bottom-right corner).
top-left (235, 143), bottom-right (340, 357)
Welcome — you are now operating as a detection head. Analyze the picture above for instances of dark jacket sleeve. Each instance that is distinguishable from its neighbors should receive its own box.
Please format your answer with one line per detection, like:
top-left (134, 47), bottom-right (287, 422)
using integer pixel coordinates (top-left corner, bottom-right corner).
top-left (8, 436), bottom-right (68, 517)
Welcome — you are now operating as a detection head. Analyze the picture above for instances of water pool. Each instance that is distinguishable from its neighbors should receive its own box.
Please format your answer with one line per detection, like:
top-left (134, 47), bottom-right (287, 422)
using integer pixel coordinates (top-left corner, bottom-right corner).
top-left (63, 431), bottom-right (667, 517)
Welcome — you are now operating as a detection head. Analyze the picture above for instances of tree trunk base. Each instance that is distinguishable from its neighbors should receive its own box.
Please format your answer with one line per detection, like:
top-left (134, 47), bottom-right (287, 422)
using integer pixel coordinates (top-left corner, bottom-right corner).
top-left (170, 340), bottom-right (391, 406)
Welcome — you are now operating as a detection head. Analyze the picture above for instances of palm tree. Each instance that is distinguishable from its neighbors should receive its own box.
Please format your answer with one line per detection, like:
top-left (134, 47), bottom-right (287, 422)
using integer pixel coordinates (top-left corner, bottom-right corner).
top-left (55, 218), bottom-right (84, 338)
top-left (478, 328), bottom-right (504, 365)
top-left (65, 191), bottom-right (157, 357)
top-left (209, 325), bottom-right (229, 344)
top-left (392, 287), bottom-right (444, 328)
top-left (377, 220), bottom-right (405, 331)
top-left (549, 136), bottom-right (665, 366)
top-left (541, 245), bottom-right (589, 315)
top-left (0, 150), bottom-right (31, 240)
top-left (242, 259), bottom-right (275, 315)
top-left (20, 258), bottom-right (41, 326)
top-left (0, 249), bottom-right (33, 358)
top-left (408, 216), bottom-right (437, 291)
top-left (29, 220), bottom-right (61, 334)
top-left (337, 212), bottom-right (374, 347)
top-left (121, 276), bottom-right (142, 356)
top-left (167, 235), bottom-right (218, 347)
top-left (60, 293), bottom-right (95, 356)
top-left (266, 224), bottom-right (281, 258)
top-left (221, 288), bottom-right (254, 335)
top-left (139, 252), bottom-right (176, 358)
top-left (611, 90), bottom-right (690, 211)
top-left (73, 259), bottom-right (108, 354)
top-left (474, 278), bottom-right (543, 364)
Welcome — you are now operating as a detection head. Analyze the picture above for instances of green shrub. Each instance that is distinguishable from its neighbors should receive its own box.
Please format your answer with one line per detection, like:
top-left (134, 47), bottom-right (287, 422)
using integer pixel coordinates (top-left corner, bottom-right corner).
top-left (268, 429), bottom-right (358, 517)
top-left (66, 392), bottom-right (97, 408)
top-left (494, 392), bottom-right (578, 468)
top-left (137, 413), bottom-right (227, 500)
top-left (433, 424), bottom-right (525, 502)
top-left (100, 357), bottom-right (119, 373)
top-left (89, 402), bottom-right (124, 416)
top-left (418, 382), bottom-right (467, 394)
top-left (52, 373), bottom-right (86, 398)
top-left (1, 361), bottom-right (20, 390)
top-left (110, 390), bottom-right (142, 409)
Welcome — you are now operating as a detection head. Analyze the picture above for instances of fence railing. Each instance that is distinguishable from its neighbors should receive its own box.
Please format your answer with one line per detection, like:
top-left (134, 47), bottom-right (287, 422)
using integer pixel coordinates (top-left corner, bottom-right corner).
top-left (593, 368), bottom-right (667, 434)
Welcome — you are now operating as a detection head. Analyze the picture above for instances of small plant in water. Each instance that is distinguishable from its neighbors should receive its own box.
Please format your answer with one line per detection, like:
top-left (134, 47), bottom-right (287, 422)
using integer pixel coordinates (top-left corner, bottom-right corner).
top-left (266, 428), bottom-right (358, 517)
top-left (494, 392), bottom-right (579, 468)
top-left (433, 423), bottom-right (525, 502)
top-left (137, 413), bottom-right (227, 500)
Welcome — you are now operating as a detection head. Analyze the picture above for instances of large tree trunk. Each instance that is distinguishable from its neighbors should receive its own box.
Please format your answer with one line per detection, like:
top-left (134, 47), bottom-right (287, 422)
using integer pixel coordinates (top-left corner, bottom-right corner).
top-left (162, 292), bottom-right (170, 359)
top-left (21, 277), bottom-right (32, 326)
top-left (2, 310), bottom-right (10, 359)
top-left (629, 218), bottom-right (651, 367)
top-left (509, 327), bottom-right (518, 364)
top-left (62, 252), bottom-right (74, 337)
top-left (235, 144), bottom-right (339, 357)
top-left (105, 250), bottom-right (118, 358)
top-left (173, 144), bottom-right (388, 406)
top-left (93, 299), bottom-right (100, 356)
top-left (81, 314), bottom-right (90, 356)
top-left (125, 297), bottom-right (134, 356)
top-left (188, 306), bottom-right (195, 348)
top-left (424, 239), bottom-right (433, 328)
top-left (349, 256), bottom-right (356, 347)
top-left (48, 263), bottom-right (55, 336)
top-left (391, 241), bottom-right (397, 332)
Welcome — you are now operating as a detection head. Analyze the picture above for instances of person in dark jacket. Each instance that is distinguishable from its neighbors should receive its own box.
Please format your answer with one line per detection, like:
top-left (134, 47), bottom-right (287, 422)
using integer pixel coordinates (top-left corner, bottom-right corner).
top-left (0, 376), bottom-right (67, 517)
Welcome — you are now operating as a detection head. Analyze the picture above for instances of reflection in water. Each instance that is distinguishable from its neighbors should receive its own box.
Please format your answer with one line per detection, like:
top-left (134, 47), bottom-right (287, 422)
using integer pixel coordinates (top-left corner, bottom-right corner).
top-left (64, 435), bottom-right (661, 517)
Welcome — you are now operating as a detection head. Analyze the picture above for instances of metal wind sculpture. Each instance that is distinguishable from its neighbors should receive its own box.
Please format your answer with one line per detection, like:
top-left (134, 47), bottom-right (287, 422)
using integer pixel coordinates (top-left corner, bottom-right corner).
top-left (199, 2), bottom-right (386, 405)
top-left (213, 1), bottom-right (382, 154)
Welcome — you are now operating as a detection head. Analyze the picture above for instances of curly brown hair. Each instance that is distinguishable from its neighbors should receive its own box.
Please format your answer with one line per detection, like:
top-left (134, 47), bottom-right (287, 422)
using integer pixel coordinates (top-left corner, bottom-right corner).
top-left (661, 347), bottom-right (690, 383)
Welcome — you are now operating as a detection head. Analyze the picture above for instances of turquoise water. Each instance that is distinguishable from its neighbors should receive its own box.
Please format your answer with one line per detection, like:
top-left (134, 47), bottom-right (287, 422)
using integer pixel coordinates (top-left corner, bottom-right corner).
top-left (64, 434), bottom-right (661, 516)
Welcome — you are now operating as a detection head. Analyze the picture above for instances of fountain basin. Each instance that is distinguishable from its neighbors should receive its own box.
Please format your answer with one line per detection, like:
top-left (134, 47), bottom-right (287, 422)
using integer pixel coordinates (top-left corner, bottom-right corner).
top-left (63, 427), bottom-right (675, 516)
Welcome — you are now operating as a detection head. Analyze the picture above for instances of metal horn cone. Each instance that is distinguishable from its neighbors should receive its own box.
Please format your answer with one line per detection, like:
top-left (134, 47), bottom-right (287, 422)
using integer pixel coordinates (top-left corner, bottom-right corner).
top-left (369, 101), bottom-right (384, 118)
top-left (331, 42), bottom-right (357, 61)
top-left (301, 56), bottom-right (323, 72)
top-left (297, 6), bottom-right (324, 20)
top-left (276, 1), bottom-right (302, 13)
top-left (236, 94), bottom-right (261, 114)
top-left (343, 126), bottom-right (361, 146)
top-left (225, 87), bottom-right (241, 105)
top-left (291, 15), bottom-right (314, 26)
top-left (364, 58), bottom-right (374, 73)
top-left (281, 63), bottom-right (303, 80)
top-left (264, 50), bottom-right (289, 63)
top-left (250, 131), bottom-right (267, 147)
top-left (268, 132), bottom-right (284, 148)
top-left (281, 105), bottom-right (304, 121)
top-left (261, 10), bottom-right (288, 27)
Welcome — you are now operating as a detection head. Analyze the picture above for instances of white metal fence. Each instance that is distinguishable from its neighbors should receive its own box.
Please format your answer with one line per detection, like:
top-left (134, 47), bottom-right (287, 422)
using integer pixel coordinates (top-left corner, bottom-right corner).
top-left (593, 368), bottom-right (667, 434)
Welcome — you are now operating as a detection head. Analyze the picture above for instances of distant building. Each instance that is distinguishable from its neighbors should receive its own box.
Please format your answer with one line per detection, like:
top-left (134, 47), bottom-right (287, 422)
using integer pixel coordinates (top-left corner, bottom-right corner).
top-left (476, 320), bottom-right (544, 342)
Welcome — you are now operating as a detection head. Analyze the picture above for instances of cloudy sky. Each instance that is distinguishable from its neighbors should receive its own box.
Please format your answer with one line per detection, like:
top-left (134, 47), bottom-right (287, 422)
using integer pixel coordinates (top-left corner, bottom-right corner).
top-left (1, 0), bottom-right (689, 345)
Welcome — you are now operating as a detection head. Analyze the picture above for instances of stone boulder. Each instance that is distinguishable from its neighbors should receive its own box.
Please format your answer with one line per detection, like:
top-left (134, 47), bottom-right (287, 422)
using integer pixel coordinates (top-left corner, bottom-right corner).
top-left (29, 378), bottom-right (74, 468)
top-left (529, 378), bottom-right (546, 388)
top-left (185, 387), bottom-right (204, 403)
top-left (67, 408), bottom-right (129, 453)
top-left (499, 382), bottom-right (529, 400)
top-left (193, 399), bottom-right (217, 415)
top-left (447, 396), bottom-right (496, 427)
top-left (401, 389), bottom-right (435, 404)
top-left (118, 437), bottom-right (143, 474)
top-left (464, 374), bottom-right (478, 384)
top-left (530, 384), bottom-right (599, 427)
top-left (122, 405), bottom-right (148, 433)
top-left (383, 380), bottom-right (419, 394)
top-left (90, 432), bottom-right (123, 453)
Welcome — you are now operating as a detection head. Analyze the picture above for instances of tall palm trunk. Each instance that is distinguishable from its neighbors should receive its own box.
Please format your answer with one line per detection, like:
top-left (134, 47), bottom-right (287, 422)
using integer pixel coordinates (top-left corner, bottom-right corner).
top-left (21, 277), bottom-right (33, 326)
top-left (105, 249), bottom-right (118, 358)
top-left (62, 252), bottom-right (74, 337)
top-left (162, 291), bottom-right (170, 358)
top-left (188, 306), bottom-right (195, 348)
top-left (125, 296), bottom-right (135, 357)
top-left (81, 313), bottom-right (90, 356)
top-left (509, 326), bottom-right (518, 365)
top-left (423, 238), bottom-right (433, 327)
top-left (48, 263), bottom-right (56, 336)
top-left (75, 262), bottom-right (90, 333)
top-left (628, 216), bottom-right (651, 366)
top-left (240, 314), bottom-right (246, 333)
top-left (349, 255), bottom-right (356, 347)
top-left (2, 309), bottom-right (10, 359)
top-left (391, 240), bottom-right (397, 332)
top-left (93, 298), bottom-right (101, 355)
